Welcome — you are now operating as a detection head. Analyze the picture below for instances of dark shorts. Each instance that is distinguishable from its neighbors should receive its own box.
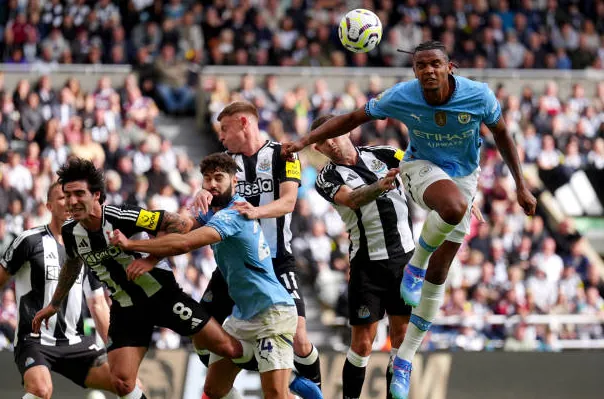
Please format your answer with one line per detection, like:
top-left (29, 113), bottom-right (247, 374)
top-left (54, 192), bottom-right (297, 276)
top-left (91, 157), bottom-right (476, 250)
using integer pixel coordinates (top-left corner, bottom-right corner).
top-left (14, 335), bottom-right (106, 387)
top-left (202, 255), bottom-right (306, 324)
top-left (348, 251), bottom-right (414, 326)
top-left (107, 281), bottom-right (211, 351)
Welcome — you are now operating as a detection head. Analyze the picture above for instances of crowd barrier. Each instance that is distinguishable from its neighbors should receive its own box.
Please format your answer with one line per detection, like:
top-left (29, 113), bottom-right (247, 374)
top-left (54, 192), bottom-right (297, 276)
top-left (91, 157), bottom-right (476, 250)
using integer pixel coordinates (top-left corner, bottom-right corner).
top-left (1, 349), bottom-right (604, 398)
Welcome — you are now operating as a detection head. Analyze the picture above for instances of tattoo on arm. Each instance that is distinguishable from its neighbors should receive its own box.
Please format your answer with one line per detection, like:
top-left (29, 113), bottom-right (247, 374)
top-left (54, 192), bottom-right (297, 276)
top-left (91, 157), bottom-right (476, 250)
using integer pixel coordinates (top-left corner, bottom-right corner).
top-left (348, 181), bottom-right (385, 209)
top-left (50, 257), bottom-right (83, 308)
top-left (159, 212), bottom-right (190, 234)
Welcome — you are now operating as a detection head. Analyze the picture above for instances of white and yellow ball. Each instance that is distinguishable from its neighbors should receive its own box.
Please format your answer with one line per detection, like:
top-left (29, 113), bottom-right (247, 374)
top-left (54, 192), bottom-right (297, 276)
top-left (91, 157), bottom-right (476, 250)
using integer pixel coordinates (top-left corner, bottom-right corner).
top-left (338, 9), bottom-right (383, 53)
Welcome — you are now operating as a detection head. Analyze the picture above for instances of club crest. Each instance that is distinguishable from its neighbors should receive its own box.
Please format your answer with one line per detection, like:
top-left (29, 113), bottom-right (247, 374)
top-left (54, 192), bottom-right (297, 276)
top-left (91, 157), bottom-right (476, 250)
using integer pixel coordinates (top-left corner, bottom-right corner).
top-left (258, 158), bottom-right (271, 172)
top-left (434, 111), bottom-right (447, 127)
top-left (458, 112), bottom-right (471, 124)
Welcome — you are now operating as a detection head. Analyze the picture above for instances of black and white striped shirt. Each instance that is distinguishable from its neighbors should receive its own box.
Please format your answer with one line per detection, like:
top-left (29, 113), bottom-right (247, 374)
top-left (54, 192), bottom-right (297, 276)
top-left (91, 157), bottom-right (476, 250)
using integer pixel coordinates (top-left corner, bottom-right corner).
top-left (1, 225), bottom-right (104, 346)
top-left (230, 141), bottom-right (301, 260)
top-left (62, 205), bottom-right (174, 308)
top-left (315, 146), bottom-right (415, 261)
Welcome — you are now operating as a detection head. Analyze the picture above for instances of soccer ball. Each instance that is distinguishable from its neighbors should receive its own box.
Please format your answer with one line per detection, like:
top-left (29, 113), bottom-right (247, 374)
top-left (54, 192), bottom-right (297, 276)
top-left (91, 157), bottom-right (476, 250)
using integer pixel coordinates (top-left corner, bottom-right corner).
top-left (338, 9), bottom-right (383, 53)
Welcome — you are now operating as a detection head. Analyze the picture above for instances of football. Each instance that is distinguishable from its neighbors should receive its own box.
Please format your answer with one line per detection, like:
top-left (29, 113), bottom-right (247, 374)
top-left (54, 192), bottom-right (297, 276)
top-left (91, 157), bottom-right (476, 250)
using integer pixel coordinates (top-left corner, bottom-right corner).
top-left (338, 9), bottom-right (383, 53)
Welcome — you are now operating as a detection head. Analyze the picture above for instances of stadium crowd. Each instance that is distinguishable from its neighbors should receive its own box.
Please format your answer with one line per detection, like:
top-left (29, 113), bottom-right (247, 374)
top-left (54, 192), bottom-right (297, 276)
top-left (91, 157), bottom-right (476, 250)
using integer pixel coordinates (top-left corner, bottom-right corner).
top-left (0, 0), bottom-right (604, 353)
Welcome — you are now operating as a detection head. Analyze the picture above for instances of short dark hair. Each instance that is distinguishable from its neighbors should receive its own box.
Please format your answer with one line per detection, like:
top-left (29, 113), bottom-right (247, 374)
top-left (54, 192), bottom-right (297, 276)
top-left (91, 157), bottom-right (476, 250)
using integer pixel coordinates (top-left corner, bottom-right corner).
top-left (200, 153), bottom-right (238, 176)
top-left (57, 158), bottom-right (106, 204)
top-left (217, 101), bottom-right (259, 122)
top-left (46, 181), bottom-right (62, 202)
top-left (399, 40), bottom-right (449, 59)
top-left (310, 114), bottom-right (335, 131)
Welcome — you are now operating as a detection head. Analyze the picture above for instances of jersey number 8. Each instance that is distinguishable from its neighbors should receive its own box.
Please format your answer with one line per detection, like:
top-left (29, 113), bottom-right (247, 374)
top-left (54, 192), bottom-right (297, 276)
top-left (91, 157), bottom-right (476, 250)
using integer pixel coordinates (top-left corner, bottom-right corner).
top-left (173, 302), bottom-right (193, 320)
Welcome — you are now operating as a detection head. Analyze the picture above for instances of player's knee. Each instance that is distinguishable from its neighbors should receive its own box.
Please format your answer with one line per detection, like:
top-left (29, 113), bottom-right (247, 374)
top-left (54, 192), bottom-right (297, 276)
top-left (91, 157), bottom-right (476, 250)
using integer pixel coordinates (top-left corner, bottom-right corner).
top-left (25, 384), bottom-right (52, 399)
top-left (203, 383), bottom-right (229, 399)
top-left (110, 372), bottom-right (137, 396)
top-left (261, 384), bottom-right (286, 399)
top-left (439, 198), bottom-right (467, 225)
top-left (350, 339), bottom-right (373, 357)
top-left (293, 336), bottom-right (312, 356)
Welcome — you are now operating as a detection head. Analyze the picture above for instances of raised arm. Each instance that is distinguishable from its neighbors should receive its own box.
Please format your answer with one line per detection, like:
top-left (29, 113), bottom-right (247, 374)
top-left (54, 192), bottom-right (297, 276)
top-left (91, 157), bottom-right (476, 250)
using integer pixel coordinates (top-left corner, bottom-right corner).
top-left (488, 119), bottom-right (537, 216)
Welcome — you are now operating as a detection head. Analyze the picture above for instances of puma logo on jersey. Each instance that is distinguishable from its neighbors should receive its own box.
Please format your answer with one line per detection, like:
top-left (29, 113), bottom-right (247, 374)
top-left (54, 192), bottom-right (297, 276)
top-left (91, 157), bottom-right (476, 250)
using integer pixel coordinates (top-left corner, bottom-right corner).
top-left (411, 113), bottom-right (421, 122)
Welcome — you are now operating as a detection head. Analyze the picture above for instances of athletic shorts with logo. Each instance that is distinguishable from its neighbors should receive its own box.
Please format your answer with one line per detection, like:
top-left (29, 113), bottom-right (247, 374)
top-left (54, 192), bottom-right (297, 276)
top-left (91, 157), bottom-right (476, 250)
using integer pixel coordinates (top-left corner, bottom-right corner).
top-left (14, 335), bottom-right (106, 387)
top-left (202, 255), bottom-right (306, 324)
top-left (349, 252), bottom-right (414, 325)
top-left (211, 305), bottom-right (298, 373)
top-left (400, 159), bottom-right (479, 243)
top-left (107, 279), bottom-right (210, 351)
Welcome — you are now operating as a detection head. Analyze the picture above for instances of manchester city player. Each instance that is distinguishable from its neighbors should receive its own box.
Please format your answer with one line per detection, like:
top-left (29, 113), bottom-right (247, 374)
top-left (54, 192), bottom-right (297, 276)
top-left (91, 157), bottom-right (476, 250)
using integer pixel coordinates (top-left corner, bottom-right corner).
top-left (109, 153), bottom-right (322, 399)
top-left (283, 41), bottom-right (537, 398)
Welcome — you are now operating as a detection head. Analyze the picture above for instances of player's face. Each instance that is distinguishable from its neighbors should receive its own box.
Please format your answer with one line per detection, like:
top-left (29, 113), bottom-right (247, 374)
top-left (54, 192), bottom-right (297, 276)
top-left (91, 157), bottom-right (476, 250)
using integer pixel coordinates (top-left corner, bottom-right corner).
top-left (47, 185), bottom-right (70, 221)
top-left (218, 114), bottom-right (247, 152)
top-left (63, 180), bottom-right (100, 220)
top-left (315, 135), bottom-right (352, 161)
top-left (413, 49), bottom-right (451, 91)
top-left (202, 170), bottom-right (236, 208)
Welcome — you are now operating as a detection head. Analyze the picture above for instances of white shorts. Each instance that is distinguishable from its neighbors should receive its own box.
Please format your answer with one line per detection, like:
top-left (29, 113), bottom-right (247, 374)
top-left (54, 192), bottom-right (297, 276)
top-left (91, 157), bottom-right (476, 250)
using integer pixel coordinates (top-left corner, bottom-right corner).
top-left (212, 305), bottom-right (298, 373)
top-left (399, 159), bottom-right (479, 244)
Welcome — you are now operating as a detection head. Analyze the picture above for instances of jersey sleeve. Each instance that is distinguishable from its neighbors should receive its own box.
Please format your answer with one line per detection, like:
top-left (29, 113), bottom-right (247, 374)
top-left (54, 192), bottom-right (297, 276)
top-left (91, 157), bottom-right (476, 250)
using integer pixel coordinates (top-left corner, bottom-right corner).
top-left (365, 83), bottom-right (403, 120)
top-left (482, 84), bottom-right (502, 126)
top-left (107, 204), bottom-right (165, 237)
top-left (315, 165), bottom-right (346, 204)
top-left (278, 151), bottom-right (302, 185)
top-left (367, 146), bottom-right (405, 169)
top-left (0, 233), bottom-right (32, 275)
top-left (205, 208), bottom-right (245, 240)
top-left (194, 209), bottom-right (215, 227)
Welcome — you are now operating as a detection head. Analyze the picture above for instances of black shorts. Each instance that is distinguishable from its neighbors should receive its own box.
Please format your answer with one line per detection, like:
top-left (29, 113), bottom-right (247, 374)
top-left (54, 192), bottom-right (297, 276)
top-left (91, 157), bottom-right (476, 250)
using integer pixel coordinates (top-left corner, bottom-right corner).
top-left (348, 251), bottom-right (414, 326)
top-left (202, 255), bottom-right (306, 323)
top-left (14, 336), bottom-right (106, 387)
top-left (107, 281), bottom-right (211, 351)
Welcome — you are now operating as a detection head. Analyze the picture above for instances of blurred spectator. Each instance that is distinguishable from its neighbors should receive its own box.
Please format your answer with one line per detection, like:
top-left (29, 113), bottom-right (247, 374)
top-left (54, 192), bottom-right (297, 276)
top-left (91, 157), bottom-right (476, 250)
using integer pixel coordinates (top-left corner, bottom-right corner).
top-left (504, 323), bottom-right (538, 351)
top-left (154, 43), bottom-right (196, 115)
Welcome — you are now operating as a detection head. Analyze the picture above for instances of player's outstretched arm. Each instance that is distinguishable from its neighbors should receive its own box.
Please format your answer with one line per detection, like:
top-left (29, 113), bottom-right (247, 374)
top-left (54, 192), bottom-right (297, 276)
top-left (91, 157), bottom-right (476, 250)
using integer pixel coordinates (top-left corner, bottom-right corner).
top-left (488, 119), bottom-right (537, 216)
top-left (110, 227), bottom-right (222, 258)
top-left (158, 211), bottom-right (195, 234)
top-left (282, 107), bottom-right (372, 157)
top-left (32, 257), bottom-right (83, 331)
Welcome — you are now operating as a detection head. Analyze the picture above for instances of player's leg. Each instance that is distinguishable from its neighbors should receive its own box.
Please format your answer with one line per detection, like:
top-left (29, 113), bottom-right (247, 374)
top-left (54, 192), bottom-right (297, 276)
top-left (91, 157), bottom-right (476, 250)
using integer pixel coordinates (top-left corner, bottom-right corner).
top-left (343, 322), bottom-right (378, 399)
top-left (275, 262), bottom-right (321, 387)
top-left (386, 315), bottom-right (409, 399)
top-left (191, 317), bottom-right (247, 360)
top-left (203, 357), bottom-right (242, 398)
top-left (260, 369), bottom-right (292, 399)
top-left (399, 161), bottom-right (467, 307)
top-left (23, 366), bottom-right (53, 399)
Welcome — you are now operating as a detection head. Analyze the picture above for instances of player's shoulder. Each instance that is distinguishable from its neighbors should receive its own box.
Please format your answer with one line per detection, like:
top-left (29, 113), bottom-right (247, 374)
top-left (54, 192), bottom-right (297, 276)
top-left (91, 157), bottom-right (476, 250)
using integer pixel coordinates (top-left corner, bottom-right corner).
top-left (383, 80), bottom-right (418, 98)
top-left (317, 161), bottom-right (338, 177)
top-left (455, 75), bottom-right (491, 97)
top-left (359, 144), bottom-right (399, 154)
top-left (11, 226), bottom-right (47, 247)
top-left (103, 204), bottom-right (141, 222)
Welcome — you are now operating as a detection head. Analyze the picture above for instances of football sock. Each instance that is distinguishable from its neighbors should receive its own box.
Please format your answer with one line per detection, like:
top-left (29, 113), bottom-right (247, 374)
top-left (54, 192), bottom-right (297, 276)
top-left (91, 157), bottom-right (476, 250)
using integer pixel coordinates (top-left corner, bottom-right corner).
top-left (294, 345), bottom-right (322, 386)
top-left (397, 281), bottom-right (446, 362)
top-left (409, 211), bottom-right (456, 270)
top-left (342, 349), bottom-right (370, 399)
top-left (221, 388), bottom-right (243, 399)
top-left (119, 385), bottom-right (145, 399)
top-left (23, 394), bottom-right (43, 399)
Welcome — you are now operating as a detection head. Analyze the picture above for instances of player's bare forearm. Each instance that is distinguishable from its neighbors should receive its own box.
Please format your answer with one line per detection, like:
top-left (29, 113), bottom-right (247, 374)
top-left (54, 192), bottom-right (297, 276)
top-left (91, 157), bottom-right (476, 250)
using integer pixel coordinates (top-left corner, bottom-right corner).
top-left (347, 181), bottom-right (386, 209)
top-left (306, 108), bottom-right (371, 146)
top-left (159, 211), bottom-right (192, 234)
top-left (489, 120), bottom-right (526, 188)
top-left (127, 227), bottom-right (222, 257)
top-left (50, 257), bottom-right (84, 308)
top-left (255, 182), bottom-right (297, 217)
top-left (87, 294), bottom-right (110, 344)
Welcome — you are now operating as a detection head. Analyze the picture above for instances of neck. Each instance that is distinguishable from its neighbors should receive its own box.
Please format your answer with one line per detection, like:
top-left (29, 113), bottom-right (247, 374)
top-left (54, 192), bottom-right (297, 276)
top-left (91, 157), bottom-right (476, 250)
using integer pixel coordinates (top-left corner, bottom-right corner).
top-left (423, 75), bottom-right (455, 106)
top-left (240, 132), bottom-right (265, 156)
top-left (334, 148), bottom-right (358, 166)
top-left (48, 217), bottom-right (65, 245)
top-left (80, 204), bottom-right (103, 231)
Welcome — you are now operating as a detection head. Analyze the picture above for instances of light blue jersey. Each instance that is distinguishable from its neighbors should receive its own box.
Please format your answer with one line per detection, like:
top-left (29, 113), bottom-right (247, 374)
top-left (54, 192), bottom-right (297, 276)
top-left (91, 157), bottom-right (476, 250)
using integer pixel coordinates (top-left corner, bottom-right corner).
top-left (365, 75), bottom-right (502, 177)
top-left (204, 194), bottom-right (295, 320)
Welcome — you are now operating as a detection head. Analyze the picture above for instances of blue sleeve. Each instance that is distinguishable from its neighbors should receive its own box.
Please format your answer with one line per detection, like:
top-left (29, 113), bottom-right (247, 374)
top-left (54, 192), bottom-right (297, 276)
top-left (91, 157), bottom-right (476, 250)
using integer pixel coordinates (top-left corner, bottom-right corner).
top-left (482, 84), bottom-right (502, 126)
top-left (364, 83), bottom-right (403, 120)
top-left (194, 209), bottom-right (215, 226)
top-left (205, 209), bottom-right (244, 240)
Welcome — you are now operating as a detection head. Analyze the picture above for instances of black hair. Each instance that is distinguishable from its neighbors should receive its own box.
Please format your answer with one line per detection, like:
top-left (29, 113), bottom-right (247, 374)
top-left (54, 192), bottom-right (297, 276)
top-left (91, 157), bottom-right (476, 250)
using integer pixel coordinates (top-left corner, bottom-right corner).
top-left (200, 152), bottom-right (238, 176)
top-left (398, 40), bottom-right (458, 69)
top-left (57, 158), bottom-right (106, 204)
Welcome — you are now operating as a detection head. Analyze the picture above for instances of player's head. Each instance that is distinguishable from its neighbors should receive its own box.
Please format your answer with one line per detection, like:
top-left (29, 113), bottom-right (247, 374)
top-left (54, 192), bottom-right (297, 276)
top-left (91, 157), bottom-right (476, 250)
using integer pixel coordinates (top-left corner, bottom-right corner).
top-left (217, 101), bottom-right (259, 152)
top-left (311, 114), bottom-right (355, 161)
top-left (200, 153), bottom-right (238, 208)
top-left (46, 181), bottom-right (70, 222)
top-left (57, 158), bottom-right (106, 220)
top-left (407, 41), bottom-right (453, 92)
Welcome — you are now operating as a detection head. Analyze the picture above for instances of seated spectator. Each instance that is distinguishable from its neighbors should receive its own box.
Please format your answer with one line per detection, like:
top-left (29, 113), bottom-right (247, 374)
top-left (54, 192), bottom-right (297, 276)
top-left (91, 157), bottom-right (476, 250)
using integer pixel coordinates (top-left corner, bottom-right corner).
top-left (504, 323), bottom-right (538, 351)
top-left (154, 43), bottom-right (196, 115)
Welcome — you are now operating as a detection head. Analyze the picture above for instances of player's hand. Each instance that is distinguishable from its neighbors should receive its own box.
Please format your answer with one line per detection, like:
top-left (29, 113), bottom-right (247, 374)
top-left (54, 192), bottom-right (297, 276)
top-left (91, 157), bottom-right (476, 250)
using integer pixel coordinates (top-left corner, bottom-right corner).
top-left (233, 201), bottom-right (259, 219)
top-left (471, 203), bottom-right (485, 223)
top-left (108, 229), bottom-right (130, 250)
top-left (517, 185), bottom-right (537, 216)
top-left (378, 168), bottom-right (399, 192)
top-left (32, 304), bottom-right (59, 332)
top-left (126, 257), bottom-right (157, 281)
top-left (281, 139), bottom-right (307, 160)
top-left (193, 189), bottom-right (213, 215)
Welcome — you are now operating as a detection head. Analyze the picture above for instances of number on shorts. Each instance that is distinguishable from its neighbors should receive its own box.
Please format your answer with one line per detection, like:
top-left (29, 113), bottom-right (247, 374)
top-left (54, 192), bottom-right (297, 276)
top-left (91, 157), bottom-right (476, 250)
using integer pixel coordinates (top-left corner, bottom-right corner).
top-left (173, 302), bottom-right (193, 320)
top-left (280, 272), bottom-right (301, 299)
top-left (260, 338), bottom-right (273, 352)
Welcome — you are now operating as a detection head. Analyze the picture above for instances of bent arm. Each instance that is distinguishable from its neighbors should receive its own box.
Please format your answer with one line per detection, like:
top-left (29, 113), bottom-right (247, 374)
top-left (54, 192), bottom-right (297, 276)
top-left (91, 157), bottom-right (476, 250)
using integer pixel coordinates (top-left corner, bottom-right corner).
top-left (489, 119), bottom-right (527, 189)
top-left (302, 108), bottom-right (372, 146)
top-left (334, 182), bottom-right (387, 210)
top-left (127, 226), bottom-right (222, 257)
top-left (50, 257), bottom-right (84, 308)
top-left (254, 181), bottom-right (298, 218)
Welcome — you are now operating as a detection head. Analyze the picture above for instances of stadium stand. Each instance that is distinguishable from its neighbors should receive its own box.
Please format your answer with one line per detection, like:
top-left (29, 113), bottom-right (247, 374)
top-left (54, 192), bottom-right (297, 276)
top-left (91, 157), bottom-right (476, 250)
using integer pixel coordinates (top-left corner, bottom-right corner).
top-left (0, 0), bottom-right (603, 354)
